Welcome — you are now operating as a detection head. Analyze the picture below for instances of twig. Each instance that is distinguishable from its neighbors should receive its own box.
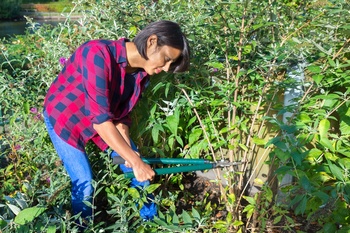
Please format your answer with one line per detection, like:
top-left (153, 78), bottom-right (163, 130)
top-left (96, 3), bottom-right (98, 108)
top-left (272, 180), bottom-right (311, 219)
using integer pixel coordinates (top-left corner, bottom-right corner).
top-left (181, 88), bottom-right (216, 158)
top-left (280, 11), bottom-right (324, 46)
top-left (332, 37), bottom-right (350, 60)
top-left (207, 109), bottom-right (225, 160)
top-left (181, 88), bottom-right (227, 202)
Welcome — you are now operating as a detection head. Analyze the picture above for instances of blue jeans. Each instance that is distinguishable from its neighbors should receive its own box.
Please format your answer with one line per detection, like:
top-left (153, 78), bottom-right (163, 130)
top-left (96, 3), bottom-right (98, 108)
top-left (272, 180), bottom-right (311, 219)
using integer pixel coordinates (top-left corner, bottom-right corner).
top-left (43, 111), bottom-right (157, 220)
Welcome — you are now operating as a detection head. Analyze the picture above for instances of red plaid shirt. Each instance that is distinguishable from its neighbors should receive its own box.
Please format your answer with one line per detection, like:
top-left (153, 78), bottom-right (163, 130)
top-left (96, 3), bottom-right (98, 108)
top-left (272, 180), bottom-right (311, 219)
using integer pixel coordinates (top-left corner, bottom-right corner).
top-left (44, 38), bottom-right (149, 151)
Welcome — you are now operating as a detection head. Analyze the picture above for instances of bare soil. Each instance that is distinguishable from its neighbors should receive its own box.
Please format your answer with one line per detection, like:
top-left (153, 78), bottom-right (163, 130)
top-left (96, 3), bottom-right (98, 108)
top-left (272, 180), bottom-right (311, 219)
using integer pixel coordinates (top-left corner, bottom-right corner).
top-left (176, 173), bottom-right (322, 233)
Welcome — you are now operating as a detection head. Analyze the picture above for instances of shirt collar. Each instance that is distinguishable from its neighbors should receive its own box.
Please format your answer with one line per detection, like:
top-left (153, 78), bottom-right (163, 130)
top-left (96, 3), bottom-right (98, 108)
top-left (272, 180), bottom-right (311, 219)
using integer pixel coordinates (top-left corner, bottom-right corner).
top-left (118, 38), bottom-right (149, 78)
top-left (117, 38), bottom-right (129, 67)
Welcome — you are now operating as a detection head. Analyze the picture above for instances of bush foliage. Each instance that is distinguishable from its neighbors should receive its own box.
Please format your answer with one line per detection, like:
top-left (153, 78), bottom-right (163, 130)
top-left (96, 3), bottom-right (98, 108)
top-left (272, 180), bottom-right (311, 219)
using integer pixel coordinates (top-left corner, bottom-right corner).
top-left (1, 0), bottom-right (349, 232)
top-left (0, 0), bottom-right (22, 19)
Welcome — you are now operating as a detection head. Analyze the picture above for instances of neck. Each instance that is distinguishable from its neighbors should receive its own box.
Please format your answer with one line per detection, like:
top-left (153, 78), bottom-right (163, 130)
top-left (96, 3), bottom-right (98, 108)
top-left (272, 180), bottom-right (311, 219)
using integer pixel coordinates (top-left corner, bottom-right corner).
top-left (125, 42), bottom-right (144, 72)
top-left (126, 65), bottom-right (138, 74)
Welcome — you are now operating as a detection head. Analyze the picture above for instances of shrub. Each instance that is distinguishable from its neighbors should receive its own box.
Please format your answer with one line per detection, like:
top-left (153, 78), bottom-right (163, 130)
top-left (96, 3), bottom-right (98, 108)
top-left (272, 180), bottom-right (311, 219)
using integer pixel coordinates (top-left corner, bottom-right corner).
top-left (0, 0), bottom-right (349, 232)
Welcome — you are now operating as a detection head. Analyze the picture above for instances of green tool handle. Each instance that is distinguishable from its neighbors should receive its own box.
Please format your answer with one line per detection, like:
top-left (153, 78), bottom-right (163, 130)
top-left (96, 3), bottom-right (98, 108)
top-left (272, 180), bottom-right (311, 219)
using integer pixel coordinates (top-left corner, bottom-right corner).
top-left (113, 156), bottom-right (209, 165)
top-left (124, 164), bottom-right (214, 179)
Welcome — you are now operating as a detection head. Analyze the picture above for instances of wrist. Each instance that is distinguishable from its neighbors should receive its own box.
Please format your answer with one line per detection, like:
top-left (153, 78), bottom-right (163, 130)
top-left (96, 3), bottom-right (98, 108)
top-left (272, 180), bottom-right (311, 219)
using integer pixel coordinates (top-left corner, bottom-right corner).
top-left (129, 153), bottom-right (143, 167)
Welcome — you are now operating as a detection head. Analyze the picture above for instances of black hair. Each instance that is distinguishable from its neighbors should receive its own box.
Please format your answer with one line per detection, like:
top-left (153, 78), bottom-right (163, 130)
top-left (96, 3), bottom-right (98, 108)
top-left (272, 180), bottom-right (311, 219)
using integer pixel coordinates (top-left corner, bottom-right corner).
top-left (133, 20), bottom-right (190, 73)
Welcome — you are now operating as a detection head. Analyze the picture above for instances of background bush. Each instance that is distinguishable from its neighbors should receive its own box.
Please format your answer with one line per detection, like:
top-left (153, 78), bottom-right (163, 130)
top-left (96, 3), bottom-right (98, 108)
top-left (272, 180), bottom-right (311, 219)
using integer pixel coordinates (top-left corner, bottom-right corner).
top-left (1, 0), bottom-right (349, 232)
top-left (0, 0), bottom-right (22, 19)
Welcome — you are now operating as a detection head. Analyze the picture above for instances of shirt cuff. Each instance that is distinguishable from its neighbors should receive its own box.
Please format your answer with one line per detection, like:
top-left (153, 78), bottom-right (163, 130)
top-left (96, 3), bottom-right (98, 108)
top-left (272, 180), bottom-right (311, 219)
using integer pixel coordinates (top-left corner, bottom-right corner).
top-left (117, 115), bottom-right (132, 127)
top-left (91, 113), bottom-right (113, 124)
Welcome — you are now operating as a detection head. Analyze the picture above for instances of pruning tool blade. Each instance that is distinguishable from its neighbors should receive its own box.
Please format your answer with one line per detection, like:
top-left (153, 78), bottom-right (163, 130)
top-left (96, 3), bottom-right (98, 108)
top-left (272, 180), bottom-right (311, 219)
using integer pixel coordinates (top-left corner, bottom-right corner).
top-left (213, 160), bottom-right (244, 168)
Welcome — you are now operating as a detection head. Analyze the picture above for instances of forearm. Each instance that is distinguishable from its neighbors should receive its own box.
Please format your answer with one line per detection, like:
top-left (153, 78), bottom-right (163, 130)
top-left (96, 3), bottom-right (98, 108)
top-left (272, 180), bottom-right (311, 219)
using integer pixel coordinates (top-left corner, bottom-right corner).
top-left (115, 123), bottom-right (131, 146)
top-left (93, 121), bottom-right (141, 167)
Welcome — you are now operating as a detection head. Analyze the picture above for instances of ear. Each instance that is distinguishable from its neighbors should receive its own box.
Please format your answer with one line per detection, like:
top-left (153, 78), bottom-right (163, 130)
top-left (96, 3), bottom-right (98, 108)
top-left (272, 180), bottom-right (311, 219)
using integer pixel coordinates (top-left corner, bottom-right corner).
top-left (147, 34), bottom-right (158, 48)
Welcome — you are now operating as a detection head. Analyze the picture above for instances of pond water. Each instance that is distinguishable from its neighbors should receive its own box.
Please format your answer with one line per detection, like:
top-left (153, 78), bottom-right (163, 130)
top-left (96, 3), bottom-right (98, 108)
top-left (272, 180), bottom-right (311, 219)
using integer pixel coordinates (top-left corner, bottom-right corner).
top-left (0, 19), bottom-right (61, 39)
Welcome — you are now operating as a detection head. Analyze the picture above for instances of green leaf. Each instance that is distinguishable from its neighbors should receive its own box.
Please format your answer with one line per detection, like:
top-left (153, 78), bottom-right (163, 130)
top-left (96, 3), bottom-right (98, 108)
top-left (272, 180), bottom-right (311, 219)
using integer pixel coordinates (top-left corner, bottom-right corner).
top-left (145, 184), bottom-right (161, 194)
top-left (252, 137), bottom-right (266, 146)
top-left (128, 187), bottom-right (140, 199)
top-left (273, 215), bottom-right (282, 224)
top-left (315, 171), bottom-right (333, 183)
top-left (204, 61), bottom-right (224, 69)
top-left (168, 136), bottom-right (175, 149)
top-left (189, 128), bottom-right (202, 146)
top-left (314, 191), bottom-right (329, 204)
top-left (128, 25), bottom-right (138, 36)
top-left (240, 121), bottom-right (248, 133)
top-left (252, 22), bottom-right (276, 30)
top-left (239, 143), bottom-right (248, 152)
top-left (7, 204), bottom-right (21, 215)
top-left (154, 218), bottom-right (170, 227)
top-left (243, 196), bottom-right (256, 205)
top-left (319, 119), bottom-right (330, 139)
top-left (339, 158), bottom-right (350, 169)
top-left (281, 124), bottom-right (297, 134)
top-left (227, 193), bottom-right (236, 205)
top-left (181, 210), bottom-right (192, 226)
top-left (14, 207), bottom-right (47, 225)
top-left (274, 148), bottom-right (290, 163)
top-left (323, 223), bottom-right (337, 233)
top-left (175, 135), bottom-right (184, 147)
top-left (291, 151), bottom-right (303, 165)
top-left (294, 195), bottom-right (307, 215)
top-left (314, 93), bottom-right (340, 100)
top-left (213, 220), bottom-right (228, 229)
top-left (338, 149), bottom-right (350, 158)
top-left (266, 136), bottom-right (287, 150)
top-left (320, 138), bottom-right (334, 152)
top-left (290, 195), bottom-right (304, 207)
top-left (328, 160), bottom-right (344, 181)
top-left (325, 152), bottom-right (337, 161)
top-left (233, 220), bottom-right (244, 226)
top-left (151, 82), bottom-right (165, 94)
top-left (300, 175), bottom-right (312, 192)
top-left (324, 98), bottom-right (339, 108)
top-left (47, 225), bottom-right (57, 233)
top-left (264, 186), bottom-right (273, 203)
top-left (152, 124), bottom-right (164, 144)
top-left (307, 65), bottom-right (321, 74)
top-left (23, 102), bottom-right (30, 114)
top-left (306, 148), bottom-right (323, 159)
top-left (327, 57), bottom-right (336, 67)
top-left (0, 219), bottom-right (7, 228)
top-left (187, 116), bottom-right (197, 128)
top-left (166, 114), bottom-right (179, 135)
top-left (192, 207), bottom-right (201, 221)
top-left (275, 166), bottom-right (293, 176)
top-left (172, 213), bottom-right (179, 225)
top-left (242, 205), bottom-right (255, 218)
top-left (298, 112), bottom-right (312, 123)
top-left (339, 105), bottom-right (350, 135)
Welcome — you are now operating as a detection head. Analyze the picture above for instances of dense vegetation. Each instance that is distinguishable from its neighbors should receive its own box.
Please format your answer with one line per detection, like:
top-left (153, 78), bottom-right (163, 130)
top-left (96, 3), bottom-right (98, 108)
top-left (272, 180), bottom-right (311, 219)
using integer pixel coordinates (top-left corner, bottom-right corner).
top-left (0, 0), bottom-right (23, 19)
top-left (1, 0), bottom-right (349, 232)
top-left (0, 0), bottom-right (73, 19)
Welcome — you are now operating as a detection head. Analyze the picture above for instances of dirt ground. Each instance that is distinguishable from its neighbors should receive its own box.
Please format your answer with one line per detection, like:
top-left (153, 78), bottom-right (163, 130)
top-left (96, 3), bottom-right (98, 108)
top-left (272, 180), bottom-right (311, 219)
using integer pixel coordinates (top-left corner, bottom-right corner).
top-left (177, 173), bottom-right (322, 233)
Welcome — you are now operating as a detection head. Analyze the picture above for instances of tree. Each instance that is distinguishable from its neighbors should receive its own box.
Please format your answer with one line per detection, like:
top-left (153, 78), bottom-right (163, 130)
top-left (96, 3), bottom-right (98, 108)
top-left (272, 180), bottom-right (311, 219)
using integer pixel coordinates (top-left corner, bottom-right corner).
top-left (0, 0), bottom-right (22, 20)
